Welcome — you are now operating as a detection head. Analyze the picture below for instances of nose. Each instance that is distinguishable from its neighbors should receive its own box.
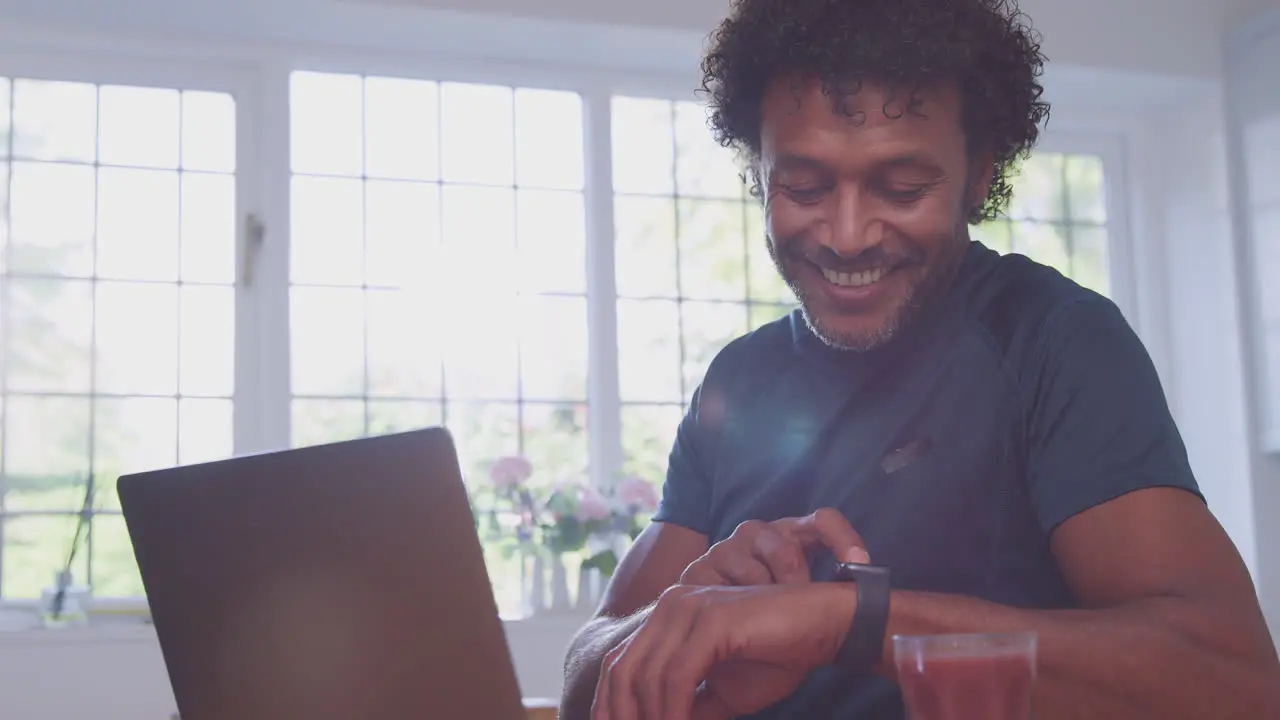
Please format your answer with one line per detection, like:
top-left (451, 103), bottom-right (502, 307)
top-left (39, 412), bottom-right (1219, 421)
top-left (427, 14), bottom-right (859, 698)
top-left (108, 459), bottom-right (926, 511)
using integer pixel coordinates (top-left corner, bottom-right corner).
top-left (828, 184), bottom-right (878, 258)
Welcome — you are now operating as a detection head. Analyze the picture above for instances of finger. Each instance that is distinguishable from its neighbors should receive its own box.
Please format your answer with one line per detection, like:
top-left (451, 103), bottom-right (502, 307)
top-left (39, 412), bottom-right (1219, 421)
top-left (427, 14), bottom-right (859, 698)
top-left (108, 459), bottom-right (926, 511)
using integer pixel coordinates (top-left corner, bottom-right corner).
top-left (690, 687), bottom-right (736, 720)
top-left (660, 606), bottom-right (726, 720)
top-left (712, 547), bottom-right (774, 586)
top-left (592, 642), bottom-right (619, 720)
top-left (678, 560), bottom-right (728, 587)
top-left (644, 595), bottom-right (702, 719)
top-left (751, 528), bottom-right (810, 584)
top-left (788, 508), bottom-right (870, 563)
top-left (602, 628), bottom-right (645, 720)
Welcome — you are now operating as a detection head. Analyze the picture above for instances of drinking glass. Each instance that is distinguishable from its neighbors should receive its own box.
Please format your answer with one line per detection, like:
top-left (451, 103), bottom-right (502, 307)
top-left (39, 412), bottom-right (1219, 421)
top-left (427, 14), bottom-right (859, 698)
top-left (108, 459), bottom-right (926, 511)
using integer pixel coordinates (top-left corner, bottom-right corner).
top-left (893, 631), bottom-right (1037, 720)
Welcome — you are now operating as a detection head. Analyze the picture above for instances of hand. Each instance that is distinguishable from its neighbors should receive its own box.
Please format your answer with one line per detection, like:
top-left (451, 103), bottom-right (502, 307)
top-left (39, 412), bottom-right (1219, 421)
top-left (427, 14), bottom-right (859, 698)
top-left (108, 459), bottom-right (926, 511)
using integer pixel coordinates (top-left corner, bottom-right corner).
top-left (591, 583), bottom-right (859, 720)
top-left (680, 508), bottom-right (871, 586)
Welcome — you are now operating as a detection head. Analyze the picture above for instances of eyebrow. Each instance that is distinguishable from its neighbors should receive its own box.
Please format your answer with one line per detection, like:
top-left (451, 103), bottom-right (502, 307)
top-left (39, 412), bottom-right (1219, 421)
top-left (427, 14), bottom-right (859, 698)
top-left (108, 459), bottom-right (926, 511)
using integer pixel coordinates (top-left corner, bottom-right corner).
top-left (770, 152), bottom-right (946, 176)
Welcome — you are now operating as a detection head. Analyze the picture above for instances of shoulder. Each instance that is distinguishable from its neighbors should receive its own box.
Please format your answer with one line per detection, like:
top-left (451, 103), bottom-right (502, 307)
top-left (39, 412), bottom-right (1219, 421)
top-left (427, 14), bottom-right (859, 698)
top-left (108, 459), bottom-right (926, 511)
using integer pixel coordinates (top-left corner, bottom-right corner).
top-left (699, 310), bottom-right (797, 388)
top-left (954, 244), bottom-right (1133, 382)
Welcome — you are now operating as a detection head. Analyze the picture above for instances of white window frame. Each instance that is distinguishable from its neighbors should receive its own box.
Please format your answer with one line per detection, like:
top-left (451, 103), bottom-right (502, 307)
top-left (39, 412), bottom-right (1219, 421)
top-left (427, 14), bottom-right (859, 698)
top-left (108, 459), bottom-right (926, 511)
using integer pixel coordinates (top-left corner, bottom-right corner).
top-left (0, 28), bottom-right (1141, 619)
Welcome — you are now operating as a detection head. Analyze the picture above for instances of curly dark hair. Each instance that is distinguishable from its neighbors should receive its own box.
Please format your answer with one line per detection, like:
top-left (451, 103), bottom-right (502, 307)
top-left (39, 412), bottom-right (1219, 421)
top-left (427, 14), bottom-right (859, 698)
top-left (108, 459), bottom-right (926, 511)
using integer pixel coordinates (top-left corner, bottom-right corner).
top-left (700, 0), bottom-right (1050, 224)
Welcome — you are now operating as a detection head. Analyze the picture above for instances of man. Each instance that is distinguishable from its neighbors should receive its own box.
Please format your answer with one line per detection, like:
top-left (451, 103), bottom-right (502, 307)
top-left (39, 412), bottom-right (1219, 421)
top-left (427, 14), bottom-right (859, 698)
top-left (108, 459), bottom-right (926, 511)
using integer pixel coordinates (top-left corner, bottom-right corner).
top-left (561, 0), bottom-right (1280, 718)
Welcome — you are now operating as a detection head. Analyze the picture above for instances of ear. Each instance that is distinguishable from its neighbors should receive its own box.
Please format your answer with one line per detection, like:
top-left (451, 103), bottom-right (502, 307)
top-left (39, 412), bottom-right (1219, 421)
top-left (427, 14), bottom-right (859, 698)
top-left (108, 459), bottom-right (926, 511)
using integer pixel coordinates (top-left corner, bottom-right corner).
top-left (966, 150), bottom-right (997, 215)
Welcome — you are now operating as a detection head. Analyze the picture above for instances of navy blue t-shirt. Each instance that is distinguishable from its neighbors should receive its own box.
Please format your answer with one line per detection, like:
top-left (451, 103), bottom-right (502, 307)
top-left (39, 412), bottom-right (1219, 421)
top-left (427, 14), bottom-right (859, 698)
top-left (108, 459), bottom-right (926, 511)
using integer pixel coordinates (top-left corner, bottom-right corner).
top-left (651, 241), bottom-right (1203, 719)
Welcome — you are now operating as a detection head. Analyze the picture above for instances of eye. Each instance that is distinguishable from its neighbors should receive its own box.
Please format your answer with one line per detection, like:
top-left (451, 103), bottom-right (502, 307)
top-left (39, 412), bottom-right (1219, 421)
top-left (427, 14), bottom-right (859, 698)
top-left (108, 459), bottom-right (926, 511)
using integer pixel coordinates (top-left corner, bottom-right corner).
top-left (781, 184), bottom-right (829, 204)
top-left (881, 185), bottom-right (930, 204)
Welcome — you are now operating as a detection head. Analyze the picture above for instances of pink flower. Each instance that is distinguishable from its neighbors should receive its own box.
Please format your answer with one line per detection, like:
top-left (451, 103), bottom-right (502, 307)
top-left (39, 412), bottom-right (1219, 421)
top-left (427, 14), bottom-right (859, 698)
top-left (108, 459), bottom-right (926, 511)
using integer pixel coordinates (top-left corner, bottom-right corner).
top-left (490, 456), bottom-right (532, 488)
top-left (574, 486), bottom-right (612, 523)
top-left (618, 475), bottom-right (659, 513)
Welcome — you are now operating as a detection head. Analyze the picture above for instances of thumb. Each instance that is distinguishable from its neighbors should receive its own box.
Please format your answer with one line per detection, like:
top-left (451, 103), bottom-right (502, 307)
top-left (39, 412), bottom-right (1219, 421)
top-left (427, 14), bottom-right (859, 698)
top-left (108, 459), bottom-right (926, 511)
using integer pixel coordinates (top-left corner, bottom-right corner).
top-left (789, 508), bottom-right (868, 561)
top-left (840, 545), bottom-right (871, 564)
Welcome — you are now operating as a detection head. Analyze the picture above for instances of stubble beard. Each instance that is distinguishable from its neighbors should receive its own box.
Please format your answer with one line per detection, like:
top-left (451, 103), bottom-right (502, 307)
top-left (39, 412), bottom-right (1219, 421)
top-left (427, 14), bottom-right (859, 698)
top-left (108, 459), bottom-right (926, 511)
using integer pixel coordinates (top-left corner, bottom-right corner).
top-left (767, 229), bottom-right (968, 352)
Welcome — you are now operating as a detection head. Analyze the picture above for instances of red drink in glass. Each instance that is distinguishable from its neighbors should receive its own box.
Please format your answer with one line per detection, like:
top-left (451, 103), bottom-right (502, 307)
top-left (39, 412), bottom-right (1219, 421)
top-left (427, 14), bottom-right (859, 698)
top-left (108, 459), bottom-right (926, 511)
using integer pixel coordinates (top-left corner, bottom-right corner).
top-left (893, 632), bottom-right (1037, 720)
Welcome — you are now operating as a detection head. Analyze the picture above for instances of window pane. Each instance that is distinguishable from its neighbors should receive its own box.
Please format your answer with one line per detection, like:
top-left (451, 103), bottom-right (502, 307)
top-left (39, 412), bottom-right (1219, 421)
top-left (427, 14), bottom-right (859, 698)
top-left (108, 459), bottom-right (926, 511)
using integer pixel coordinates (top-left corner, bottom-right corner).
top-left (12, 79), bottom-right (97, 162)
top-left (440, 185), bottom-right (517, 292)
top-left (1066, 155), bottom-right (1107, 224)
top-left (678, 199), bottom-right (749, 301)
top-left (519, 295), bottom-right (588, 402)
top-left (98, 85), bottom-right (180, 169)
top-left (523, 403), bottom-right (589, 483)
top-left (971, 219), bottom-right (1013, 255)
top-left (290, 175), bottom-right (364, 286)
top-left (1070, 225), bottom-right (1110, 296)
top-left (364, 179), bottom-right (441, 288)
top-left (3, 396), bottom-right (90, 511)
top-left (744, 203), bottom-right (794, 304)
top-left (1011, 221), bottom-right (1070, 277)
top-left (91, 516), bottom-right (145, 597)
top-left (1007, 153), bottom-right (1066, 221)
top-left (292, 399), bottom-right (365, 448)
top-left (617, 299), bottom-right (682, 403)
top-left (6, 278), bottom-right (93, 392)
top-left (614, 195), bottom-right (678, 298)
top-left (290, 71), bottom-right (363, 176)
top-left (95, 282), bottom-right (179, 395)
top-left (290, 286), bottom-right (365, 396)
top-left (682, 302), bottom-right (749, 403)
top-left (748, 303), bottom-right (791, 332)
top-left (674, 101), bottom-right (743, 199)
top-left (442, 290), bottom-right (520, 399)
top-left (181, 91), bottom-right (237, 173)
top-left (440, 82), bottom-right (514, 186)
top-left (516, 89), bottom-right (584, 191)
top-left (367, 400), bottom-right (442, 436)
top-left (96, 167), bottom-right (180, 281)
top-left (444, 402), bottom-right (521, 486)
top-left (364, 77), bottom-right (440, 181)
top-left (366, 288), bottom-right (444, 398)
top-left (2, 515), bottom-right (89, 599)
top-left (620, 403), bottom-right (683, 488)
top-left (94, 397), bottom-right (179, 508)
top-left (612, 97), bottom-right (674, 195)
top-left (180, 172), bottom-right (236, 284)
top-left (180, 285), bottom-right (235, 397)
top-left (517, 189), bottom-right (586, 294)
top-left (8, 161), bottom-right (95, 276)
top-left (179, 398), bottom-right (233, 467)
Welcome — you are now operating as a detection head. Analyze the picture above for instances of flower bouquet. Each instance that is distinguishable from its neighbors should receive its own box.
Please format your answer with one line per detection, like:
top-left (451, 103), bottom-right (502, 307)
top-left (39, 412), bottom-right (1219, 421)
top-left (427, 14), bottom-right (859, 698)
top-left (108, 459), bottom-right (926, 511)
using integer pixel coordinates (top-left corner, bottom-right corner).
top-left (471, 456), bottom-right (659, 614)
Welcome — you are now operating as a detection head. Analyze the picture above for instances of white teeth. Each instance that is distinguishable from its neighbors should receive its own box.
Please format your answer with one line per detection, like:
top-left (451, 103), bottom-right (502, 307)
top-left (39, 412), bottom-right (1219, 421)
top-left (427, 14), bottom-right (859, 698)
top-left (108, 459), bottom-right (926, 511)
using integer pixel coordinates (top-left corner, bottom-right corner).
top-left (821, 267), bottom-right (887, 288)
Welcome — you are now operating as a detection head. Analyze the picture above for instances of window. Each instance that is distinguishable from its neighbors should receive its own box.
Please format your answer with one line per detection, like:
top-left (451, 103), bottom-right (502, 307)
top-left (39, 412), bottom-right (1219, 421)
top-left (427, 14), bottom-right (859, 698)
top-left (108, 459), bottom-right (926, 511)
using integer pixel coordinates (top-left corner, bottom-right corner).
top-left (0, 76), bottom-right (238, 599)
top-left (0, 59), bottom-right (1121, 615)
top-left (970, 152), bottom-right (1111, 296)
top-left (611, 96), bottom-right (795, 487)
top-left (286, 72), bottom-right (591, 615)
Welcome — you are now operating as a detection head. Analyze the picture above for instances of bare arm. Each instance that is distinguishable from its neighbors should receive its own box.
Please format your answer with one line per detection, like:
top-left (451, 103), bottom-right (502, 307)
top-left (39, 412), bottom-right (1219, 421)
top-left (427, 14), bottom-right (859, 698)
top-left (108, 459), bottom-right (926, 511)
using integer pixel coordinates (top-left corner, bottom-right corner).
top-left (559, 522), bottom-right (708, 720)
top-left (879, 488), bottom-right (1280, 718)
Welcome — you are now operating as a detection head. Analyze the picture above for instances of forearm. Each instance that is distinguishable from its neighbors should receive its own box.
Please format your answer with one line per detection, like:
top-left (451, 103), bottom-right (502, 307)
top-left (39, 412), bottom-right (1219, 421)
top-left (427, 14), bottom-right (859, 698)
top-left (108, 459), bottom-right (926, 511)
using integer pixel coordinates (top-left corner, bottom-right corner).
top-left (560, 608), bottom-right (653, 720)
top-left (881, 590), bottom-right (1280, 719)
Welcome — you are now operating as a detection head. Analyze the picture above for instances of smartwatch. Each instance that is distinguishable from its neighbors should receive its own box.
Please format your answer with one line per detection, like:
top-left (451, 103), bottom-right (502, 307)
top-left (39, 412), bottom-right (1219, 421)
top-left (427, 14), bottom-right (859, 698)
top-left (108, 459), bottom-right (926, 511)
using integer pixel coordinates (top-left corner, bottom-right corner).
top-left (828, 561), bottom-right (892, 673)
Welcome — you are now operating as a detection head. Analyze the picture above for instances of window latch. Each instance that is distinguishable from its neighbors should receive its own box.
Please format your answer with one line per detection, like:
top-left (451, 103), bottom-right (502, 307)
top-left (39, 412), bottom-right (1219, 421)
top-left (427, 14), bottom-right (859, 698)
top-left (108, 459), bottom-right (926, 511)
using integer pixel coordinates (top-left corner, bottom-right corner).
top-left (241, 212), bottom-right (266, 287)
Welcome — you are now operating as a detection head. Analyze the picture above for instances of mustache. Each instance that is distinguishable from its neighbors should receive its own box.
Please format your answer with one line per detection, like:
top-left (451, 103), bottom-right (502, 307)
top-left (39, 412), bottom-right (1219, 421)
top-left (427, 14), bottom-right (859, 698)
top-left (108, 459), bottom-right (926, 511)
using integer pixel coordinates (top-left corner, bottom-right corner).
top-left (777, 236), bottom-right (927, 273)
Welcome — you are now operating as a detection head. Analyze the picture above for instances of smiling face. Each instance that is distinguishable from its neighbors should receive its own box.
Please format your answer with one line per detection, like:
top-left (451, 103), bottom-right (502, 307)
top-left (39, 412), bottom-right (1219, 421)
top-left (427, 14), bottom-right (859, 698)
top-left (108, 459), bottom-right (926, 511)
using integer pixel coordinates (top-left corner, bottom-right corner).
top-left (760, 78), bottom-right (993, 351)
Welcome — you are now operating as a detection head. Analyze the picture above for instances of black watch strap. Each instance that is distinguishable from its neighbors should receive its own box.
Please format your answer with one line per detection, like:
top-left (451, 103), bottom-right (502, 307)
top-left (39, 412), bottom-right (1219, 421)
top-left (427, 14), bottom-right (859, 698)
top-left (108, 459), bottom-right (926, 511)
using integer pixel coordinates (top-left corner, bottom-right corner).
top-left (829, 561), bottom-right (892, 673)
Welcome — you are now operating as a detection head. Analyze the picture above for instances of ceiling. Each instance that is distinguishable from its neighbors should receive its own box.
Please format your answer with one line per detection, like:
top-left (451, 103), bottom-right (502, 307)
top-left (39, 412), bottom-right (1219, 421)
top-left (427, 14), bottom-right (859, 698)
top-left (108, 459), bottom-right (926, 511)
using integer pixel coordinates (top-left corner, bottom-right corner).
top-left (346, 0), bottom-right (1278, 78)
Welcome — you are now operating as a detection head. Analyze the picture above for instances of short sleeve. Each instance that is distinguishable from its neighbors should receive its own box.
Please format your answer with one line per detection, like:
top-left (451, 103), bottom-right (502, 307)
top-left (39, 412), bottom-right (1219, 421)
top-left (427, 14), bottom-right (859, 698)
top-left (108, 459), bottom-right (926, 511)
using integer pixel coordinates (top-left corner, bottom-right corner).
top-left (1026, 296), bottom-right (1204, 534)
top-left (651, 384), bottom-right (714, 536)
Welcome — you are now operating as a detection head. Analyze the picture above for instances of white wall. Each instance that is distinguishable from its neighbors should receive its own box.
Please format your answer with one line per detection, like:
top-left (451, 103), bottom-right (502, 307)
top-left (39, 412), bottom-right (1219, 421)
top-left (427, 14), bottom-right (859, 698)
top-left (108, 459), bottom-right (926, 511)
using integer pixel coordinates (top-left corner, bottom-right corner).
top-left (346, 0), bottom-right (1248, 79)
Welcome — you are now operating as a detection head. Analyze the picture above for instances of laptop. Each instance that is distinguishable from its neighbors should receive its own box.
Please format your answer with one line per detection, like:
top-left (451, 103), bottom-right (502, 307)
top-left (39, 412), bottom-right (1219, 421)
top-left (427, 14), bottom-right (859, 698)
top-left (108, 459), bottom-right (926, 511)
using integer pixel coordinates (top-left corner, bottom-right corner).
top-left (118, 427), bottom-right (528, 720)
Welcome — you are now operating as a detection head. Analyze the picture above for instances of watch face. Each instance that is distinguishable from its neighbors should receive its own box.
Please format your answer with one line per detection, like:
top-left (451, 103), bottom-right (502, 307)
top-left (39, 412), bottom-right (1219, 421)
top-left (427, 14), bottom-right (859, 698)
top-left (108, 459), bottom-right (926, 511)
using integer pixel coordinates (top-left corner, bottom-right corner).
top-left (831, 561), bottom-right (891, 583)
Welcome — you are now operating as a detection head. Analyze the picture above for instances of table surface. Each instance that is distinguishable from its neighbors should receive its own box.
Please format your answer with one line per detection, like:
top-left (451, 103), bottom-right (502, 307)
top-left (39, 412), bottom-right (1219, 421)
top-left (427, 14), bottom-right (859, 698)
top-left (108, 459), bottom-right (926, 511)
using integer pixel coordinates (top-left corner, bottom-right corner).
top-left (524, 697), bottom-right (558, 719)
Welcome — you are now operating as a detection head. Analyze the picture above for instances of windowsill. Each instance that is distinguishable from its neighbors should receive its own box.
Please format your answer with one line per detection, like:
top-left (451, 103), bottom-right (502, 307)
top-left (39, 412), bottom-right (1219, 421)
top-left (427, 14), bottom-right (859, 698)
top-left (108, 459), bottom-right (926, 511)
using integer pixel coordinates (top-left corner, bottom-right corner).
top-left (0, 602), bottom-right (593, 646)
